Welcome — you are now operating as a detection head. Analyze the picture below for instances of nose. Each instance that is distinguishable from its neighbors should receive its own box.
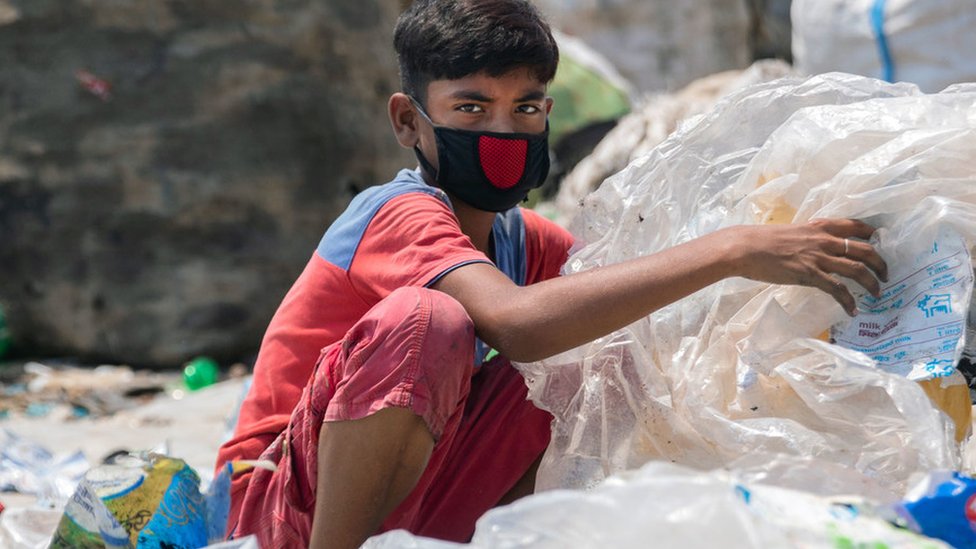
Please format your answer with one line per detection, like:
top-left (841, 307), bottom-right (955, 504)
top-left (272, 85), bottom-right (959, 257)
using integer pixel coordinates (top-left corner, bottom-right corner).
top-left (485, 112), bottom-right (518, 134)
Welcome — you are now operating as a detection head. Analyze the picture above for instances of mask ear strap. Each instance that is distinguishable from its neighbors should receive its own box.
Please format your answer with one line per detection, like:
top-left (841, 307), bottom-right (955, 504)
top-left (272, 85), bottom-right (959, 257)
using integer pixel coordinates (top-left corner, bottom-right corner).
top-left (408, 95), bottom-right (440, 182)
top-left (408, 95), bottom-right (436, 126)
top-left (413, 145), bottom-right (439, 182)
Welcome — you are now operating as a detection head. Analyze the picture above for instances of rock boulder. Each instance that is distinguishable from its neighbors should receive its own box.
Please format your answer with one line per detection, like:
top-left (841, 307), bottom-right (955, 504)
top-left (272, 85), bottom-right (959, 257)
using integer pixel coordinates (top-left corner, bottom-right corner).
top-left (0, 0), bottom-right (413, 366)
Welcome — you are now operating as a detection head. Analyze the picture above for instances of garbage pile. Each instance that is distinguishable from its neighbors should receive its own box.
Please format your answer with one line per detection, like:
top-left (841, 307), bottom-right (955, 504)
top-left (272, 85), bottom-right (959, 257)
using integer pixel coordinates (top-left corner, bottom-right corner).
top-left (0, 360), bottom-right (251, 549)
top-left (366, 460), bottom-right (971, 548)
top-left (0, 358), bottom-right (239, 421)
top-left (0, 363), bottom-right (175, 421)
top-left (523, 72), bottom-right (976, 495)
top-left (547, 59), bottom-right (795, 223)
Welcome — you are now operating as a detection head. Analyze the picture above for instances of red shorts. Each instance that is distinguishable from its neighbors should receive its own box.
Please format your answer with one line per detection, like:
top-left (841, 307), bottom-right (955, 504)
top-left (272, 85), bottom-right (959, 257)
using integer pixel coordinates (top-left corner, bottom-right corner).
top-left (229, 287), bottom-right (552, 546)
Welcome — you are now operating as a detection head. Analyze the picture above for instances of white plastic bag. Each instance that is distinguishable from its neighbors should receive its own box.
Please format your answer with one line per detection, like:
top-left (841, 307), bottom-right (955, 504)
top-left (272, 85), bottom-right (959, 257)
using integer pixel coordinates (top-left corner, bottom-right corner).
top-left (519, 73), bottom-right (976, 493)
top-left (364, 461), bottom-right (949, 548)
top-left (792, 0), bottom-right (976, 93)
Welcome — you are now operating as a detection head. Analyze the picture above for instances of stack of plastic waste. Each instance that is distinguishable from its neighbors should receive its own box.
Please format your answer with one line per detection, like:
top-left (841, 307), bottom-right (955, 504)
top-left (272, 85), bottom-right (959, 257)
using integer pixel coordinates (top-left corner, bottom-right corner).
top-left (521, 72), bottom-right (976, 495)
top-left (366, 460), bottom-right (974, 548)
top-left (547, 59), bottom-right (795, 224)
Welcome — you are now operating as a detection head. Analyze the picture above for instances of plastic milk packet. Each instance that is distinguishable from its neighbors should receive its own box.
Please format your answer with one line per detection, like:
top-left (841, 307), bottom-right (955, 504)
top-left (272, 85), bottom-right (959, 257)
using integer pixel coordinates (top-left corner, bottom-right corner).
top-left (832, 224), bottom-right (974, 382)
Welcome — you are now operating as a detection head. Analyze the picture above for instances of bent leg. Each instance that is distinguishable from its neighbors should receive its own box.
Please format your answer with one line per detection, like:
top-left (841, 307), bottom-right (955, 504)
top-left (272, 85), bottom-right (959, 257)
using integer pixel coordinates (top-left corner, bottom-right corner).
top-left (309, 408), bottom-right (433, 549)
top-left (232, 287), bottom-right (475, 548)
top-left (399, 354), bottom-right (553, 541)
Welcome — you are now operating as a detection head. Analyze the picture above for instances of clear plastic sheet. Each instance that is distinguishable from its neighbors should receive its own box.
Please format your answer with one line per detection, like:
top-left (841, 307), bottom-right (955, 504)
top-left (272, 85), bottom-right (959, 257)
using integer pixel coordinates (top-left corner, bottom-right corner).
top-left (516, 73), bottom-right (976, 492)
top-left (364, 461), bottom-right (949, 549)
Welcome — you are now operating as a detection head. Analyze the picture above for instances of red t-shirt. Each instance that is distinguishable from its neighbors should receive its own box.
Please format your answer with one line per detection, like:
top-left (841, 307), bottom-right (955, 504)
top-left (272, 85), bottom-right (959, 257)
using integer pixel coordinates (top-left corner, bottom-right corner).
top-left (217, 169), bottom-right (573, 470)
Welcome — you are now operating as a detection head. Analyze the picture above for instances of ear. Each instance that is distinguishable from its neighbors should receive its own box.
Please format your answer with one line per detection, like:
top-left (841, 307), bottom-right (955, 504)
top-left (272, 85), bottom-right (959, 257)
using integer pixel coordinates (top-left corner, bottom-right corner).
top-left (545, 96), bottom-right (554, 115)
top-left (389, 93), bottom-right (421, 149)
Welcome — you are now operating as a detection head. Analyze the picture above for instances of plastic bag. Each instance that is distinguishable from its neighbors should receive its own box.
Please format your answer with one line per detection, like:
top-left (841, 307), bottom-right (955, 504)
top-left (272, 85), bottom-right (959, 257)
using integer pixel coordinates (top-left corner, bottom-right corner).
top-left (49, 454), bottom-right (207, 549)
top-left (792, 0), bottom-right (976, 93)
top-left (364, 461), bottom-right (949, 548)
top-left (0, 429), bottom-right (89, 508)
top-left (45, 453), bottom-right (274, 549)
top-left (517, 73), bottom-right (976, 493)
top-left (891, 470), bottom-right (976, 548)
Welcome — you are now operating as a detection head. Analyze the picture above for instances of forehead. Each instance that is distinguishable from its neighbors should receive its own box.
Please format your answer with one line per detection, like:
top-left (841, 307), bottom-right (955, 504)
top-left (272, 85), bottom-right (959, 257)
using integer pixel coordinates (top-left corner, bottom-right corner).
top-left (426, 68), bottom-right (547, 104)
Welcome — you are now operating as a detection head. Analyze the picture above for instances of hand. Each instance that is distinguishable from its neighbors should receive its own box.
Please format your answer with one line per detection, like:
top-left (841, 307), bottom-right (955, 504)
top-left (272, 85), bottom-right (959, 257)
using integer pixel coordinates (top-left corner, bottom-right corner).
top-left (726, 219), bottom-right (889, 316)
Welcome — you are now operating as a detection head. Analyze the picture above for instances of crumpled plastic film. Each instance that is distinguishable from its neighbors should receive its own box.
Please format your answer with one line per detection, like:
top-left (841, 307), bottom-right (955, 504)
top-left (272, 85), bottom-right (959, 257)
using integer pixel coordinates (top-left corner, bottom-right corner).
top-left (0, 429), bottom-right (89, 509)
top-left (364, 461), bottom-right (951, 549)
top-left (516, 73), bottom-right (976, 493)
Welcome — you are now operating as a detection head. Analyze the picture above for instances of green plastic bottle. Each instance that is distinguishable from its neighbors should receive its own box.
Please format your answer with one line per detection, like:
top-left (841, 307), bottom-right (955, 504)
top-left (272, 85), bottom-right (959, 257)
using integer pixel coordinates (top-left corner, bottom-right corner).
top-left (183, 356), bottom-right (219, 391)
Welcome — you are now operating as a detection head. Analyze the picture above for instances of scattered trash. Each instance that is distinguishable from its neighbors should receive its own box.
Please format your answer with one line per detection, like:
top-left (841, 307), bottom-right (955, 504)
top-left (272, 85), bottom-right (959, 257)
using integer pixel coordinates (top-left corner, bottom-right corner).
top-left (24, 403), bottom-right (53, 418)
top-left (0, 507), bottom-right (63, 549)
top-left (0, 362), bottom-right (175, 420)
top-left (74, 69), bottom-right (112, 102)
top-left (891, 471), bottom-right (976, 549)
top-left (0, 429), bottom-right (89, 509)
top-left (0, 364), bottom-right (249, 547)
top-left (183, 358), bottom-right (219, 392)
top-left (48, 453), bottom-right (274, 549)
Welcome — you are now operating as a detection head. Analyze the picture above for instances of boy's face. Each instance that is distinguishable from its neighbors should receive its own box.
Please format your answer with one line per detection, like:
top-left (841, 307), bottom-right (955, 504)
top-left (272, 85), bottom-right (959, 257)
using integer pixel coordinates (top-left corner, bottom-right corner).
top-left (406, 67), bottom-right (552, 177)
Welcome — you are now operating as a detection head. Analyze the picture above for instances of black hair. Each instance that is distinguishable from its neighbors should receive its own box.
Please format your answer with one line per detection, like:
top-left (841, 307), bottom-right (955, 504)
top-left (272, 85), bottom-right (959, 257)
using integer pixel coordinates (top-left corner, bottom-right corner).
top-left (393, 0), bottom-right (559, 106)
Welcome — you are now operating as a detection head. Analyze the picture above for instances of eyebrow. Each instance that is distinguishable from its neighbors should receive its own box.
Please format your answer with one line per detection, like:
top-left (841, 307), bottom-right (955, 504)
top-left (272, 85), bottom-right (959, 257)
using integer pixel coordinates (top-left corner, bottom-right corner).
top-left (450, 90), bottom-right (546, 102)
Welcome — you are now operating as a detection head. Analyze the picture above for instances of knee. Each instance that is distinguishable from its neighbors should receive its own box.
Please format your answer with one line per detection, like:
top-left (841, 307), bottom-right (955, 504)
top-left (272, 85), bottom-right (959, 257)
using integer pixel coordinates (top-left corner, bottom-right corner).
top-left (346, 287), bottom-right (475, 371)
top-left (381, 286), bottom-right (474, 346)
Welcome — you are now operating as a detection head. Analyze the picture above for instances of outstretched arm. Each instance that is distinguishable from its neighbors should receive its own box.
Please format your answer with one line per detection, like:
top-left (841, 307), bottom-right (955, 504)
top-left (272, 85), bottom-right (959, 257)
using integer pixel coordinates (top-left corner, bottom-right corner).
top-left (433, 219), bottom-right (888, 362)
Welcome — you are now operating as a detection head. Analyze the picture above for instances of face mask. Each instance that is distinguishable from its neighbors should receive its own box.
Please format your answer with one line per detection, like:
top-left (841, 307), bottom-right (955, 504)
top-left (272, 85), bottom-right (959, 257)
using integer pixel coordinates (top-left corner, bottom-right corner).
top-left (411, 98), bottom-right (550, 212)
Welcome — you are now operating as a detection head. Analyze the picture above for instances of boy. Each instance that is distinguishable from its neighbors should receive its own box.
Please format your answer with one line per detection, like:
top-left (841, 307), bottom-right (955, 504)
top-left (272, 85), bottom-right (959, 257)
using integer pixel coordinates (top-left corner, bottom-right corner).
top-left (216, 1), bottom-right (888, 547)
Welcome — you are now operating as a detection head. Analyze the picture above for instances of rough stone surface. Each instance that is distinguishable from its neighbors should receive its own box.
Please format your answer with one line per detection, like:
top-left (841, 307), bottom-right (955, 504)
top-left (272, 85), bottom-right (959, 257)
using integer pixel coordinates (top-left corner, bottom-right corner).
top-left (0, 0), bottom-right (413, 366)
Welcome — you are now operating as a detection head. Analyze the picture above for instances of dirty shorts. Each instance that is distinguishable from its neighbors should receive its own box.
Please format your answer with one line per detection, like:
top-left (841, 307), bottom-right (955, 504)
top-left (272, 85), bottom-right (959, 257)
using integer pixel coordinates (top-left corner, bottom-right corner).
top-left (229, 286), bottom-right (552, 546)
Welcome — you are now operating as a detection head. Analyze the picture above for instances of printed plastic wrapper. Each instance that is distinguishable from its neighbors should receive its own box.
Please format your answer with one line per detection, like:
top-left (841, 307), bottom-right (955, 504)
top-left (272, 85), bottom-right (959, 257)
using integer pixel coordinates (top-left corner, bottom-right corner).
top-left (44, 454), bottom-right (271, 549)
top-left (49, 454), bottom-right (207, 549)
top-left (514, 73), bottom-right (976, 493)
top-left (363, 461), bottom-right (950, 548)
top-left (891, 471), bottom-right (976, 548)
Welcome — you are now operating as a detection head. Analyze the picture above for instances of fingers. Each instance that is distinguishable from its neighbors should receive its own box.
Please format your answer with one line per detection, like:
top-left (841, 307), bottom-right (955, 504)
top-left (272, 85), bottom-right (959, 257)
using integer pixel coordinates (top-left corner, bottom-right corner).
top-left (820, 255), bottom-right (882, 299)
top-left (809, 217), bottom-right (889, 284)
top-left (808, 270), bottom-right (858, 316)
top-left (809, 218), bottom-right (877, 240)
top-left (842, 239), bottom-right (889, 282)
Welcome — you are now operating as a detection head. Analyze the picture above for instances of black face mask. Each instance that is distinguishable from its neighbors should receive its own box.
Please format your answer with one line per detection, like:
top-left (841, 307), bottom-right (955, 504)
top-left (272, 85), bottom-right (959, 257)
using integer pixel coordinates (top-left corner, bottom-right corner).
top-left (411, 99), bottom-right (550, 212)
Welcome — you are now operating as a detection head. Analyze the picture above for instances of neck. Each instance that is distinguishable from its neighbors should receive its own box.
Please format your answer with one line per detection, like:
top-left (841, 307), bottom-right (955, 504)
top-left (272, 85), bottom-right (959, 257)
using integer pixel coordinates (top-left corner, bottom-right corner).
top-left (448, 192), bottom-right (496, 256)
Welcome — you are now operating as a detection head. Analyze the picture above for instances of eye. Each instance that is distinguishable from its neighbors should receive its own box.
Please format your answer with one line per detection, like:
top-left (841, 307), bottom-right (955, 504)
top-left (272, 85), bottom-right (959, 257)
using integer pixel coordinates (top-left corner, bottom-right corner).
top-left (457, 103), bottom-right (485, 113)
top-left (517, 104), bottom-right (542, 115)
